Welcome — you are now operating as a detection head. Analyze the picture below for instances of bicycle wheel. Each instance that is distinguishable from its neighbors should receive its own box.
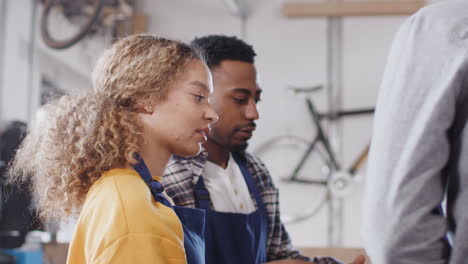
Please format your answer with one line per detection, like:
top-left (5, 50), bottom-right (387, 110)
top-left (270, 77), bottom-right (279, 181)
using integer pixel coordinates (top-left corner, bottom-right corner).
top-left (40, 0), bottom-right (105, 49)
top-left (253, 135), bottom-right (331, 224)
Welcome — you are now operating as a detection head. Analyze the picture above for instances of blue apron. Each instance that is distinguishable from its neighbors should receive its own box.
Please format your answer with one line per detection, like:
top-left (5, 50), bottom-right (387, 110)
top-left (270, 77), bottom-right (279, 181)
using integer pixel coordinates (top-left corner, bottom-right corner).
top-left (133, 157), bottom-right (205, 264)
top-left (195, 152), bottom-right (268, 264)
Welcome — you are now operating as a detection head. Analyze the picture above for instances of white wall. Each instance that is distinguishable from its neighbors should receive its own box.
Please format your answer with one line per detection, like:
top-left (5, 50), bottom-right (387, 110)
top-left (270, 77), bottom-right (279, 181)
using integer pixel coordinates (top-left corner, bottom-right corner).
top-left (1, 0), bottom-right (409, 248)
top-left (1, 0), bottom-right (34, 123)
top-left (0, 0), bottom-right (106, 125)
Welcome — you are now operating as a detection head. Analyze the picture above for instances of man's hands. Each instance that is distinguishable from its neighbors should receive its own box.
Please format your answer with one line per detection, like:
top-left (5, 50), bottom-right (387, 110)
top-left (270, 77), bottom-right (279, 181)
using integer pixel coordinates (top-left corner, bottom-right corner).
top-left (263, 260), bottom-right (314, 264)
top-left (263, 254), bottom-right (366, 264)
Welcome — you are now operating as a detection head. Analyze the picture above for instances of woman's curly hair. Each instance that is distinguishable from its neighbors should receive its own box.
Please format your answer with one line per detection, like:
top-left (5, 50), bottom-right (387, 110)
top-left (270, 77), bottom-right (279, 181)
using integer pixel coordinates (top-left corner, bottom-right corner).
top-left (7, 34), bottom-right (204, 223)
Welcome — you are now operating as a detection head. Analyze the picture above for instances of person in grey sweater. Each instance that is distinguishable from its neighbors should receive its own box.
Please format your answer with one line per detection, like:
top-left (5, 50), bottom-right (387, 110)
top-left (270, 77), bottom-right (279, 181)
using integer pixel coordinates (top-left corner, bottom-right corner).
top-left (363, 0), bottom-right (468, 263)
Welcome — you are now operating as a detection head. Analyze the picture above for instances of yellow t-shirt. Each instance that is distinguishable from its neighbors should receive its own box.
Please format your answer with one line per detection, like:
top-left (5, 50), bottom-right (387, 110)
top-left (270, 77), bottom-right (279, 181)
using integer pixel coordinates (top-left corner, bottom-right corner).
top-left (66, 168), bottom-right (187, 264)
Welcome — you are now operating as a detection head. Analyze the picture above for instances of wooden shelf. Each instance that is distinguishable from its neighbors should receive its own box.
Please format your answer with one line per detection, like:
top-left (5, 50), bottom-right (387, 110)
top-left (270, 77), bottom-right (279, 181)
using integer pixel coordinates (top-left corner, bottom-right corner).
top-left (283, 0), bottom-right (426, 17)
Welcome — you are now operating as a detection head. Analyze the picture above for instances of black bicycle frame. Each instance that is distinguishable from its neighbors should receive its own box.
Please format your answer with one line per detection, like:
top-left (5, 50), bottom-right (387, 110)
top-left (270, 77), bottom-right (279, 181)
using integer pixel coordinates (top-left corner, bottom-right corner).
top-left (288, 97), bottom-right (373, 184)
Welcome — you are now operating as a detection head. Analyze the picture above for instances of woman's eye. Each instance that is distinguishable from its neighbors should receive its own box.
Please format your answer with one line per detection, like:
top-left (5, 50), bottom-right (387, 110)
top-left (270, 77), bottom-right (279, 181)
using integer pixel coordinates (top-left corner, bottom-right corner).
top-left (194, 94), bottom-right (205, 102)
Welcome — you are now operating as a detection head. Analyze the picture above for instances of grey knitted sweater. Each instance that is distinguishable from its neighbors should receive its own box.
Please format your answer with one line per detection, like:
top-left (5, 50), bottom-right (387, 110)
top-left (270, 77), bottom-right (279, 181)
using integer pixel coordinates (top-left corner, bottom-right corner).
top-left (363, 1), bottom-right (468, 263)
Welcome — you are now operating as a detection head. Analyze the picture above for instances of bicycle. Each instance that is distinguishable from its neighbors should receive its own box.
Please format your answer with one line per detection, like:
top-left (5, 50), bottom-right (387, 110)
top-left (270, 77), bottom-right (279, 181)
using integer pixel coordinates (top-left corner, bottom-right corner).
top-left (40, 0), bottom-right (134, 50)
top-left (253, 85), bottom-right (373, 224)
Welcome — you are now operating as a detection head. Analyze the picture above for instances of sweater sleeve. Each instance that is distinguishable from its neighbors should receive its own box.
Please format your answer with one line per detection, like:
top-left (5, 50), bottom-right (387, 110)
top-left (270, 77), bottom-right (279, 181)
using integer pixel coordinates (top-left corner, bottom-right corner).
top-left (363, 3), bottom-right (468, 264)
top-left (93, 233), bottom-right (187, 264)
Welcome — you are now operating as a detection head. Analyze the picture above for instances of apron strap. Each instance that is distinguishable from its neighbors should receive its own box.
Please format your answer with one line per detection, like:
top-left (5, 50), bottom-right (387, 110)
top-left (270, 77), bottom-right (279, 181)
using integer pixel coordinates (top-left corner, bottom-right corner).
top-left (195, 177), bottom-right (212, 209)
top-left (231, 152), bottom-right (268, 215)
top-left (132, 155), bottom-right (173, 208)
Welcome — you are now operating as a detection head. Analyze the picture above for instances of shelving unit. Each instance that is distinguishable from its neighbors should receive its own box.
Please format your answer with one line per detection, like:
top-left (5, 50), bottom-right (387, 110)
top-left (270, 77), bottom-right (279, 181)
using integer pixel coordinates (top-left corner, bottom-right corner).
top-left (283, 0), bottom-right (425, 17)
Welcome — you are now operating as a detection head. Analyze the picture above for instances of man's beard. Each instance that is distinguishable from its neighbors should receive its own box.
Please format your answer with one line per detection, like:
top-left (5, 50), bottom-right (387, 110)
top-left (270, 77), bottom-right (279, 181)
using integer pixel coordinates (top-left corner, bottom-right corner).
top-left (229, 141), bottom-right (248, 152)
top-left (208, 127), bottom-right (251, 152)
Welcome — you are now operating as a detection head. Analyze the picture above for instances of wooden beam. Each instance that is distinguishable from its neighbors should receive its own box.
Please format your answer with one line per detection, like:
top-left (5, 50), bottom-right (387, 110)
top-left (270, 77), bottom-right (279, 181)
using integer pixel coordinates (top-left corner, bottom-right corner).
top-left (132, 12), bottom-right (148, 34)
top-left (283, 0), bottom-right (426, 18)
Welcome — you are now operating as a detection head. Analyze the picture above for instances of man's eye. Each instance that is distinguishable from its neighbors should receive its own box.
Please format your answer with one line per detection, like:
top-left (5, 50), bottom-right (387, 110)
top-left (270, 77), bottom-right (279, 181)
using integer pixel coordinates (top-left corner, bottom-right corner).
top-left (233, 98), bottom-right (248, 104)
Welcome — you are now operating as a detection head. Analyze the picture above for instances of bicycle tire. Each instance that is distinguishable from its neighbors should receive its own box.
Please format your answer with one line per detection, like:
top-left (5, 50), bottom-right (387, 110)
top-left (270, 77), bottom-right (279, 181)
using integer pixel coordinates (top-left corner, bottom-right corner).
top-left (253, 135), bottom-right (331, 224)
top-left (40, 0), bottom-right (105, 49)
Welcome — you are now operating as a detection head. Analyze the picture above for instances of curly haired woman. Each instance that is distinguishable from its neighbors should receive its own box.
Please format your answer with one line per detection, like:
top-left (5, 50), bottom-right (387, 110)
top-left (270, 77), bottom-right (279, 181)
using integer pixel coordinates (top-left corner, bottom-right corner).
top-left (7, 34), bottom-right (218, 264)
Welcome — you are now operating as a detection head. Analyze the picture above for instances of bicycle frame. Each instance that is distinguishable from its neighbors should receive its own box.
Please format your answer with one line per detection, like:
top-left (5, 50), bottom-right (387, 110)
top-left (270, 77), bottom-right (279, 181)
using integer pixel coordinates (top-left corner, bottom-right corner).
top-left (288, 96), bottom-right (373, 184)
top-left (289, 97), bottom-right (340, 184)
top-left (252, 87), bottom-right (373, 226)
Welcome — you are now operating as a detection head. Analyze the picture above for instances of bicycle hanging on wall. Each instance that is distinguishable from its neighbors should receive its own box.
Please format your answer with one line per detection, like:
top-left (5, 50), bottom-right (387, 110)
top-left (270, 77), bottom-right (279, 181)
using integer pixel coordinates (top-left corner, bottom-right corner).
top-left (254, 85), bottom-right (373, 224)
top-left (40, 0), bottom-right (134, 49)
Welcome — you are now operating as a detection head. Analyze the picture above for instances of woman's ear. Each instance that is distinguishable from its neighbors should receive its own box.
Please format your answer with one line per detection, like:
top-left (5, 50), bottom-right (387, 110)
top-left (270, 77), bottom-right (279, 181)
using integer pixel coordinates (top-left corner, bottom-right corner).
top-left (135, 101), bottom-right (155, 114)
top-left (143, 105), bottom-right (154, 113)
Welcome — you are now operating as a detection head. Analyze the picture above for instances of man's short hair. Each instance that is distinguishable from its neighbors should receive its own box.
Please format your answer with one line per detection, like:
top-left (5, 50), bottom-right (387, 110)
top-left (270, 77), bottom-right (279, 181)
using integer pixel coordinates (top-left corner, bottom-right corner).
top-left (191, 35), bottom-right (256, 68)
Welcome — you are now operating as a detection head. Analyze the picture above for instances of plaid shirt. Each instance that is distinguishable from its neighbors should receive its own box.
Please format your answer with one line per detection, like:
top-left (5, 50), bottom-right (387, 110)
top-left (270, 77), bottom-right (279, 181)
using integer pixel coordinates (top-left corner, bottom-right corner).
top-left (163, 150), bottom-right (311, 262)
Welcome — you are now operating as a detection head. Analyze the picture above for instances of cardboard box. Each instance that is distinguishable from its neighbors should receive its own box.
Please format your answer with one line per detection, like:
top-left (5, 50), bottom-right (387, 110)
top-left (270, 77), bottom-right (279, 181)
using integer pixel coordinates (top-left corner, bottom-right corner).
top-left (42, 243), bottom-right (68, 264)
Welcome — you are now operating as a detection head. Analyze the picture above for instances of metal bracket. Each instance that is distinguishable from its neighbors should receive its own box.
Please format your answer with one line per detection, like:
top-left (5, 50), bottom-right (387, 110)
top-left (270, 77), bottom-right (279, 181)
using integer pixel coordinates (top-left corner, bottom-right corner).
top-left (222, 0), bottom-right (248, 18)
